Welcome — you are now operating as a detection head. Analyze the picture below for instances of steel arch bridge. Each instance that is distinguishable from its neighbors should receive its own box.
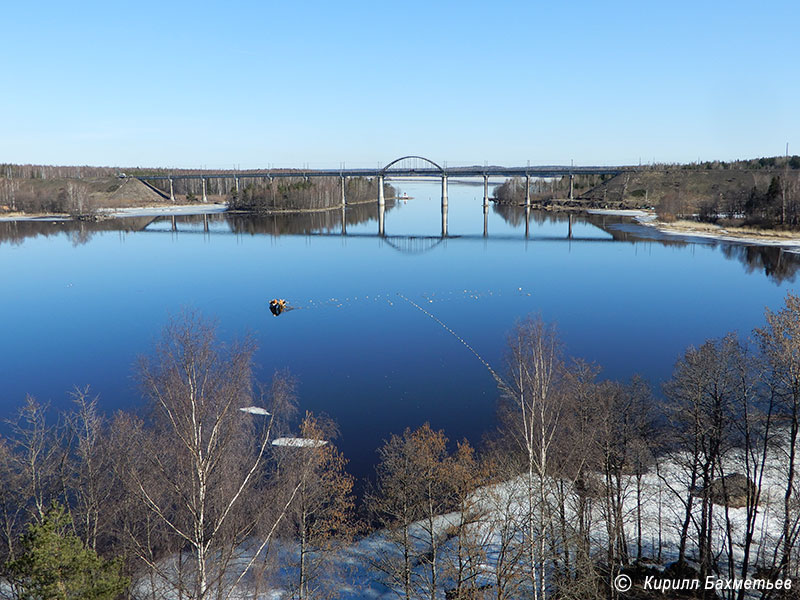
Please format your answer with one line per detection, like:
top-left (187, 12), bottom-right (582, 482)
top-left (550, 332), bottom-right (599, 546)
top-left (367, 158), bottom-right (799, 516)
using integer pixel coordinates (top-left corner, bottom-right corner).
top-left (380, 155), bottom-right (444, 176)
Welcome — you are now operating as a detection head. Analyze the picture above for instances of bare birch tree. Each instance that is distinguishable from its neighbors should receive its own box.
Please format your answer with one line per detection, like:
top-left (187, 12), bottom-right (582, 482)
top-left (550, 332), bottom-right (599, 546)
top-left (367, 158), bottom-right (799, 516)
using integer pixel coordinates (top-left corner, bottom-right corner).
top-left (126, 312), bottom-right (303, 600)
top-left (501, 316), bottom-right (565, 600)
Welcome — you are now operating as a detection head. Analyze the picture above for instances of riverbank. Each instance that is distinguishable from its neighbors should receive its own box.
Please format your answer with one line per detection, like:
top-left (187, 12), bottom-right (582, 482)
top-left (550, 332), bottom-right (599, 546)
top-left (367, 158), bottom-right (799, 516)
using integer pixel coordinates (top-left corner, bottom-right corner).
top-left (641, 217), bottom-right (800, 249)
top-left (0, 198), bottom-right (384, 222)
top-left (0, 203), bottom-right (228, 222)
top-left (586, 209), bottom-right (800, 249)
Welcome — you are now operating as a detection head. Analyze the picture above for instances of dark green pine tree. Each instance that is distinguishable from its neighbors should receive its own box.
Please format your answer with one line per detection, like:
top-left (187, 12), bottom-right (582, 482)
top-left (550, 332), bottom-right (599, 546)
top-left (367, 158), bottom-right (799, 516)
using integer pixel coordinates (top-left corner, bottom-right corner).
top-left (5, 504), bottom-right (128, 600)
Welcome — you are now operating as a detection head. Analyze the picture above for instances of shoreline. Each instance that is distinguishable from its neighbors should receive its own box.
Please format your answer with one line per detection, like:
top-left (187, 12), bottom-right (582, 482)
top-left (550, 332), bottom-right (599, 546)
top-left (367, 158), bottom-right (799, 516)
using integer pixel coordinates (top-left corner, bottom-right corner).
top-left (638, 216), bottom-right (800, 249)
top-left (6, 201), bottom-right (800, 251)
top-left (586, 209), bottom-right (800, 249)
top-left (0, 199), bottom-right (382, 222)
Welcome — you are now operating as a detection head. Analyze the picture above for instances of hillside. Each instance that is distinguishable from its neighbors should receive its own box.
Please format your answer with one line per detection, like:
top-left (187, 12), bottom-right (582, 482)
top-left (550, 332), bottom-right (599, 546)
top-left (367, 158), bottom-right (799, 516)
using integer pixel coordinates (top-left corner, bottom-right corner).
top-left (0, 176), bottom-right (203, 216)
top-left (581, 166), bottom-right (800, 230)
top-left (578, 169), bottom-right (778, 211)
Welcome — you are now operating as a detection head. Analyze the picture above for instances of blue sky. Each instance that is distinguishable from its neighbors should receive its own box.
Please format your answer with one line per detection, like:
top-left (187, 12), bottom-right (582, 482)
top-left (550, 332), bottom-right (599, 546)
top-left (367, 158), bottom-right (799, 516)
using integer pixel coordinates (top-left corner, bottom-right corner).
top-left (1, 0), bottom-right (797, 169)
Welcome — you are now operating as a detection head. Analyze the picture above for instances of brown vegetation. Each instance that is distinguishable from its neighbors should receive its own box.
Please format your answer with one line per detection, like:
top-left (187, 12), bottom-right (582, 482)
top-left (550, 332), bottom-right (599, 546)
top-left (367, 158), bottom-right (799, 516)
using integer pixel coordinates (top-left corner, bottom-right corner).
top-left (5, 294), bottom-right (800, 598)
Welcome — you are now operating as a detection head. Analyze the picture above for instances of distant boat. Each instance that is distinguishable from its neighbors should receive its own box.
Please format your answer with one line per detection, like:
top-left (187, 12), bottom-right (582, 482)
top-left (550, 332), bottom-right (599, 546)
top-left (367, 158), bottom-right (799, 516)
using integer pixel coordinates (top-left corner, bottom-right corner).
top-left (399, 192), bottom-right (413, 200)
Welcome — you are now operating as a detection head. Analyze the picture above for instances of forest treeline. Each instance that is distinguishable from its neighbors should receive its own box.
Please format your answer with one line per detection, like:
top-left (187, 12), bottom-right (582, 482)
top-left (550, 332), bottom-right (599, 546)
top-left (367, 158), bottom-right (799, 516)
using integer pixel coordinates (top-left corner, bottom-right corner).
top-left (228, 177), bottom-right (396, 212)
top-left (492, 155), bottom-right (800, 230)
top-left (0, 163), bottom-right (396, 216)
top-left (4, 295), bottom-right (800, 598)
top-left (492, 174), bottom-right (608, 205)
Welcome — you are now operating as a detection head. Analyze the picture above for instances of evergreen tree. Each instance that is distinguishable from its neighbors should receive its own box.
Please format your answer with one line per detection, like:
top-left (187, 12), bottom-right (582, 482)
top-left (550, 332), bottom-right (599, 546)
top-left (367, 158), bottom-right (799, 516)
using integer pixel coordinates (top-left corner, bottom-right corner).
top-left (5, 504), bottom-right (128, 600)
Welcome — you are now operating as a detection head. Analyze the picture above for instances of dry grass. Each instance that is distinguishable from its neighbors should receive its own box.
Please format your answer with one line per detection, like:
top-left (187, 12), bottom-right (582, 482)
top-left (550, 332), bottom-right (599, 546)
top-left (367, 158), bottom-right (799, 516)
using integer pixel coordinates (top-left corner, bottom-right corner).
top-left (657, 219), bottom-right (800, 241)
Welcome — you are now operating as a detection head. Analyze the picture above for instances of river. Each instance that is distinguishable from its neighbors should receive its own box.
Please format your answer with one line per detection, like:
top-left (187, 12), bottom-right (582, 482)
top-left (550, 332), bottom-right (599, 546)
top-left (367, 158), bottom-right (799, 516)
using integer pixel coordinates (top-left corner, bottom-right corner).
top-left (1, 180), bottom-right (798, 481)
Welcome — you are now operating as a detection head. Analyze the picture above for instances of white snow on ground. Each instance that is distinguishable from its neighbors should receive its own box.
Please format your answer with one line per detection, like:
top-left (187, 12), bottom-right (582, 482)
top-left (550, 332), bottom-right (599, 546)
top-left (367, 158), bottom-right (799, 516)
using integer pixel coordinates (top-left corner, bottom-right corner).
top-left (131, 440), bottom-right (795, 599)
top-left (632, 215), bottom-right (800, 249)
top-left (0, 215), bottom-right (71, 222)
top-left (0, 203), bottom-right (229, 222)
top-left (98, 203), bottom-right (228, 218)
top-left (586, 209), bottom-right (653, 217)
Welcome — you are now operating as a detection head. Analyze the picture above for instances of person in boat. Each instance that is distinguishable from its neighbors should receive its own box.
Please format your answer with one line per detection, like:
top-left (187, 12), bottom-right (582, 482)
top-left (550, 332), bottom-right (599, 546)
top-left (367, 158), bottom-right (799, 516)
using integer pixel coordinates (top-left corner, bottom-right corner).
top-left (269, 299), bottom-right (286, 316)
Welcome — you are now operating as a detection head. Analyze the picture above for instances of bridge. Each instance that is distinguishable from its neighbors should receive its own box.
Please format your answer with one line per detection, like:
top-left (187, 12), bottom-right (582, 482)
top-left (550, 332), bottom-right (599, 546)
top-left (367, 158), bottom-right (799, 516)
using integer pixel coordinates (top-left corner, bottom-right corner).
top-left (135, 156), bottom-right (629, 237)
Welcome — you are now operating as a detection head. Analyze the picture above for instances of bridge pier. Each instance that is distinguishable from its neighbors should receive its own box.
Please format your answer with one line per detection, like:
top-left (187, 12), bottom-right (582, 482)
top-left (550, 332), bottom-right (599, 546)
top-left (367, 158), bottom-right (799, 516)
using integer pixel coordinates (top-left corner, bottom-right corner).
top-left (569, 174), bottom-right (574, 200)
top-left (378, 201), bottom-right (385, 236)
top-left (378, 175), bottom-right (385, 208)
top-left (201, 178), bottom-right (208, 203)
top-left (525, 175), bottom-right (531, 207)
top-left (525, 206), bottom-right (530, 238)
top-left (169, 177), bottom-right (175, 203)
top-left (441, 175), bottom-right (448, 208)
top-left (483, 175), bottom-right (490, 237)
top-left (235, 176), bottom-right (240, 194)
top-left (441, 202), bottom-right (448, 237)
top-left (340, 176), bottom-right (347, 206)
top-left (341, 205), bottom-right (347, 236)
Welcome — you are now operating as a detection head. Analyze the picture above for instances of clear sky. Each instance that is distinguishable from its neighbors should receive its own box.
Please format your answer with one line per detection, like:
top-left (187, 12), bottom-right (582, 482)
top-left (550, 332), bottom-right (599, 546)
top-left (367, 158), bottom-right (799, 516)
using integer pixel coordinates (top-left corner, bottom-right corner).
top-left (1, 0), bottom-right (797, 169)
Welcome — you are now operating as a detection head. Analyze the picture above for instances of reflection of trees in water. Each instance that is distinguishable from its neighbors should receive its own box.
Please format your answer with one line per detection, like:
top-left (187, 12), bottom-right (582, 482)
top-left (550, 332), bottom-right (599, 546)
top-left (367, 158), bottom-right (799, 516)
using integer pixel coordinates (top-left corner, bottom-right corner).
top-left (0, 217), bottom-right (155, 247)
top-left (721, 244), bottom-right (800, 284)
top-left (0, 202), bottom-right (392, 245)
top-left (4, 204), bottom-right (799, 284)
top-left (225, 200), bottom-right (394, 236)
top-left (589, 214), bottom-right (800, 283)
top-left (492, 204), bottom-right (594, 229)
top-left (494, 206), bottom-right (800, 284)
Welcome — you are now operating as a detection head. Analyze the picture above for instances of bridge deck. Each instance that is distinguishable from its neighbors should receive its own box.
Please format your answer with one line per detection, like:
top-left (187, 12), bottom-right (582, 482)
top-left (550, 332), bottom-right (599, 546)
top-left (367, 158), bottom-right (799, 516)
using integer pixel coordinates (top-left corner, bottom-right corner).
top-left (136, 165), bottom-right (629, 181)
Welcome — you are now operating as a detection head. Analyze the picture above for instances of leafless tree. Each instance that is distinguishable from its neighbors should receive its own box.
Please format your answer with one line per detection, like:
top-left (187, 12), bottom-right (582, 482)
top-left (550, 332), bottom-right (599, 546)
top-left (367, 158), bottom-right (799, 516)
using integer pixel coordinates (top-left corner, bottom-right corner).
top-left (124, 311), bottom-right (305, 600)
top-left (757, 293), bottom-right (800, 580)
top-left (280, 412), bottom-right (354, 600)
top-left (500, 316), bottom-right (564, 600)
top-left (370, 424), bottom-right (456, 600)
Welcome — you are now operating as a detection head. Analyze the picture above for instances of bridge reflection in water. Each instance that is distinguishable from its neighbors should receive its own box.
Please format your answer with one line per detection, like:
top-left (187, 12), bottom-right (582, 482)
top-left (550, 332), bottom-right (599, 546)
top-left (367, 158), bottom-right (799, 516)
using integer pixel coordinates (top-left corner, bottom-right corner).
top-left (2, 209), bottom-right (798, 282)
top-left (146, 206), bottom-right (589, 248)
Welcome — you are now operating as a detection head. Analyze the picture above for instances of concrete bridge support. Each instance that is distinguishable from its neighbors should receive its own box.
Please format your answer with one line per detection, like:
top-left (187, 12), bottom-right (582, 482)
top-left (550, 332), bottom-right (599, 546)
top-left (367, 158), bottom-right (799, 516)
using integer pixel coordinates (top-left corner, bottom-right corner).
top-left (569, 174), bottom-right (574, 200)
top-left (169, 178), bottom-right (175, 203)
top-left (525, 206), bottom-right (530, 238)
top-left (378, 174), bottom-right (385, 236)
top-left (340, 176), bottom-right (347, 206)
top-left (201, 178), bottom-right (208, 203)
top-left (483, 175), bottom-right (489, 237)
top-left (441, 175), bottom-right (449, 237)
top-left (235, 176), bottom-right (240, 194)
top-left (341, 205), bottom-right (347, 236)
top-left (525, 175), bottom-right (531, 207)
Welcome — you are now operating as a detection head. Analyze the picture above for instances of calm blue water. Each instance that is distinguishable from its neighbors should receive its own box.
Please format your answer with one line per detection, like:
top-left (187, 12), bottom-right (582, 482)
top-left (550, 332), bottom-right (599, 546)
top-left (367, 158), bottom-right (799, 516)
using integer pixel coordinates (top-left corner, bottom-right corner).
top-left (1, 181), bottom-right (797, 480)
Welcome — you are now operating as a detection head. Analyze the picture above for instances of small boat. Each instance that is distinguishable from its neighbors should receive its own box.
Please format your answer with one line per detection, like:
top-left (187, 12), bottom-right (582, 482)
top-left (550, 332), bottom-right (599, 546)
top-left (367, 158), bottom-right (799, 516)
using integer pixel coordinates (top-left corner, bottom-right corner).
top-left (269, 299), bottom-right (287, 316)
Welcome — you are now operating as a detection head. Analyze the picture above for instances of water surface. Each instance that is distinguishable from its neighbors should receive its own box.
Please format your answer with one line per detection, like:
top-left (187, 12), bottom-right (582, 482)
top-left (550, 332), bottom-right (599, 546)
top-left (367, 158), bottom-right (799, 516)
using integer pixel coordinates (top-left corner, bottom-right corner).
top-left (1, 181), bottom-right (797, 481)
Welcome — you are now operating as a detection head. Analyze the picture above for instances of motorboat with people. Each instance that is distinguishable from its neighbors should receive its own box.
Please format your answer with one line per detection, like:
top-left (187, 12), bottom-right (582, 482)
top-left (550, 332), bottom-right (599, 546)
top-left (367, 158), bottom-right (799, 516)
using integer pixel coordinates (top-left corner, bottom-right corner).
top-left (269, 299), bottom-right (287, 316)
